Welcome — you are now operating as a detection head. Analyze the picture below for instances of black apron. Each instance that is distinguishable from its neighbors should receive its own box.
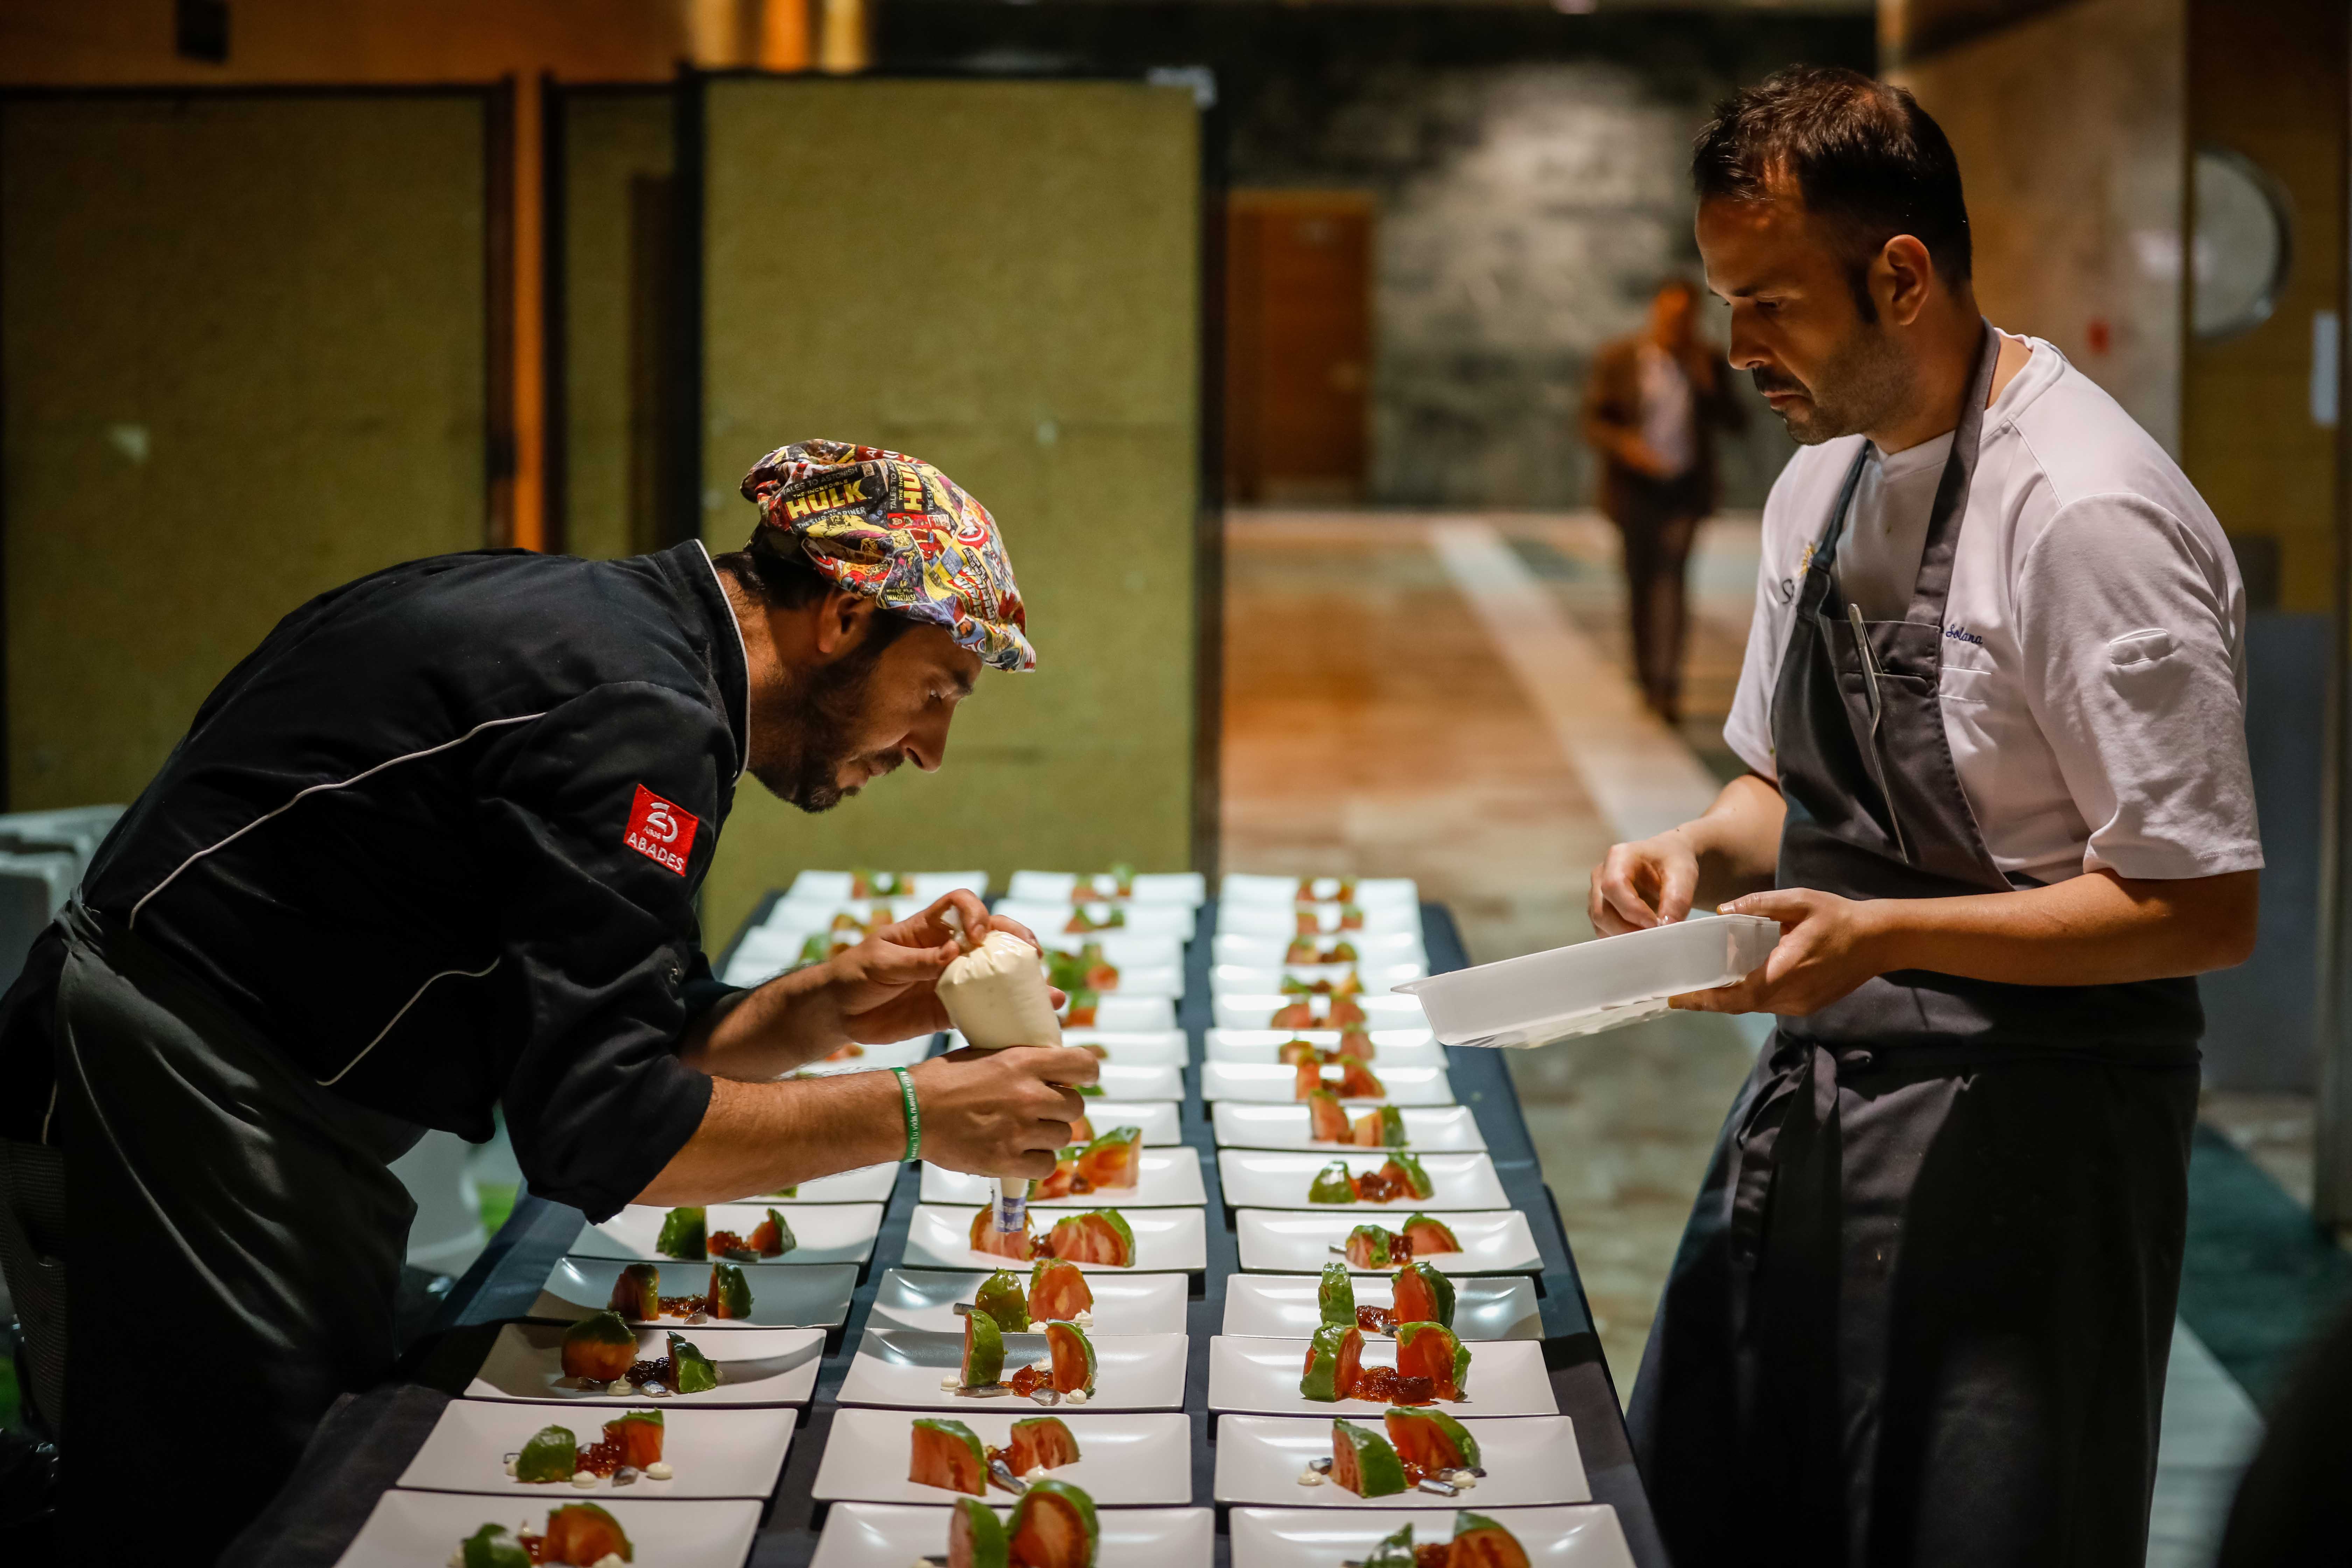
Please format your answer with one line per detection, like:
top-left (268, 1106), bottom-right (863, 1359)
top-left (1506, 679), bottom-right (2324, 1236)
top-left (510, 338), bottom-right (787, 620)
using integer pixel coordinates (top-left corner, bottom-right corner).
top-left (1, 900), bottom-right (421, 1566)
top-left (1627, 325), bottom-right (2202, 1568)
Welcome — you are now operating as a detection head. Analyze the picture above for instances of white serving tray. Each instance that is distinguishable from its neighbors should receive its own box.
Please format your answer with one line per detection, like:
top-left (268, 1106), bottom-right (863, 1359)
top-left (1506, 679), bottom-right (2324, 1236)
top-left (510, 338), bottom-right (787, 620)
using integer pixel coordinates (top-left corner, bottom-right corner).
top-left (750, 1162), bottom-right (902, 1204)
top-left (925, 1146), bottom-right (1208, 1208)
top-left (814, 1407), bottom-right (1196, 1506)
top-left (1222, 875), bottom-right (1420, 908)
top-left (868, 1268), bottom-right (1191, 1336)
top-left (837, 1327), bottom-right (1189, 1411)
top-left (1212, 931), bottom-right (1429, 968)
top-left (997, 899), bottom-right (1197, 942)
top-left (948, 1028), bottom-right (1189, 1067)
top-left (1214, 963), bottom-right (1429, 996)
top-left (1083, 962), bottom-right (1186, 1000)
top-left (570, 1203), bottom-right (884, 1265)
top-left (1220, 1272), bottom-right (1541, 1342)
top-left (812, 1503), bottom-right (1212, 1568)
top-left (1236, 1211), bottom-right (1540, 1275)
top-left (1202, 1061), bottom-right (1454, 1106)
top-left (397, 1399), bottom-right (796, 1499)
top-left (1214, 994), bottom-right (1428, 1032)
top-left (333, 1489), bottom-right (761, 1568)
top-left (1205, 1029), bottom-right (1444, 1069)
top-left (530, 1258), bottom-right (858, 1329)
top-left (1230, 1505), bottom-right (1633, 1566)
top-left (1394, 913), bottom-right (1779, 1048)
top-left (1064, 995), bottom-right (1179, 1032)
top-left (1206, 1335), bottom-right (1556, 1417)
top-left (1212, 1103), bottom-right (1487, 1154)
top-left (1009, 869), bottom-right (1208, 906)
top-left (468, 1322), bottom-right (824, 1407)
top-left (1037, 930), bottom-right (1186, 967)
top-left (904, 1204), bottom-right (1208, 1274)
top-left (1078, 1063), bottom-right (1185, 1101)
top-left (1212, 1413), bottom-right (1589, 1508)
top-left (1217, 902), bottom-right (1423, 938)
top-left (1217, 1150), bottom-right (1507, 1212)
top-left (1076, 1101), bottom-right (1185, 1146)
top-left (786, 870), bottom-right (989, 902)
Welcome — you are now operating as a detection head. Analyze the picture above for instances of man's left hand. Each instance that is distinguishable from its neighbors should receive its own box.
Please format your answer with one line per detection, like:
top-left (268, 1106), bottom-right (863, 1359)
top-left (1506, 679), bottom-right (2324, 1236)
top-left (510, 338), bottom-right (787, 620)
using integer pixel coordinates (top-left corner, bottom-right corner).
top-left (1667, 888), bottom-right (1883, 1016)
top-left (824, 890), bottom-right (1063, 1042)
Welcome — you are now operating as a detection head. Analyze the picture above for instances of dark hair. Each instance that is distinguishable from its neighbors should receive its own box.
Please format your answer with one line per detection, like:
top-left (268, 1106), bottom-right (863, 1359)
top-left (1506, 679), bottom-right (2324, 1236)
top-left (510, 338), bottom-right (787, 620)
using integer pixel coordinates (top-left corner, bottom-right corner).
top-left (1692, 65), bottom-right (1972, 318)
top-left (713, 538), bottom-right (914, 648)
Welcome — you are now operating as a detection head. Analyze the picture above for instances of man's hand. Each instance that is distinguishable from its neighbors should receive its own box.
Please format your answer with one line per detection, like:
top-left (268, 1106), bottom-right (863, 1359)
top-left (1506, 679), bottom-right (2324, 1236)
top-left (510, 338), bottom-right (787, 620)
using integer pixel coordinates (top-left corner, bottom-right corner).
top-left (911, 1045), bottom-right (1102, 1180)
top-left (1590, 828), bottom-right (1701, 935)
top-left (1668, 888), bottom-right (1872, 1016)
top-left (825, 891), bottom-right (1061, 1044)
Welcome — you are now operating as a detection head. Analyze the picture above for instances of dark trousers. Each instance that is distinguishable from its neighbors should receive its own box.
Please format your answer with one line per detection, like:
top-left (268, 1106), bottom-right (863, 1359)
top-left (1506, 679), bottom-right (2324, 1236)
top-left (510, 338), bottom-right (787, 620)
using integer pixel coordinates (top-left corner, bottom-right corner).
top-left (5, 910), bottom-right (419, 1565)
top-left (1605, 472), bottom-right (1707, 722)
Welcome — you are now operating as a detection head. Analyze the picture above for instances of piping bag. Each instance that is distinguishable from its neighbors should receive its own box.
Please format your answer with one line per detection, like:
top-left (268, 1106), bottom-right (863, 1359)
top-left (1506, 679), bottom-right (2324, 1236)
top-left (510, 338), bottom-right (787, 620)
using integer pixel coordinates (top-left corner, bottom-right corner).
top-left (935, 911), bottom-right (1065, 1239)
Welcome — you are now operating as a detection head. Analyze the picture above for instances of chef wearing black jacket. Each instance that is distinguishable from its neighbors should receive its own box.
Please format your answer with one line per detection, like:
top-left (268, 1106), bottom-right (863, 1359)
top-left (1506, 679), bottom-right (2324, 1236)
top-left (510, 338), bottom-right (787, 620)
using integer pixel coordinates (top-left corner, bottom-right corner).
top-left (0, 440), bottom-right (1094, 1563)
top-left (1591, 74), bottom-right (2262, 1568)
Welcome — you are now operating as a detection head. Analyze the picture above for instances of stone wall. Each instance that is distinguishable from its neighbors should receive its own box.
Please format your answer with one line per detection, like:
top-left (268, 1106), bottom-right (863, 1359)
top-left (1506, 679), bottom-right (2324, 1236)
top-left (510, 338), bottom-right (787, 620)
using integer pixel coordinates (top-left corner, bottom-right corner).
top-left (880, 3), bottom-right (1875, 509)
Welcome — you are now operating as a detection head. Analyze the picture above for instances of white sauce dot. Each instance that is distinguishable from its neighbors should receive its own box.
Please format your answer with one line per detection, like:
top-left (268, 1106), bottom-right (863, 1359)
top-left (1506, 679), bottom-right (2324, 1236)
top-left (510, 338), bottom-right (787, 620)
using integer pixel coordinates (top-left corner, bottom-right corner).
top-left (605, 1379), bottom-right (630, 1394)
top-left (503, 1458), bottom-right (518, 1476)
top-left (1023, 1466), bottom-right (1047, 1482)
top-left (645, 1461), bottom-right (674, 1480)
top-left (1297, 1469), bottom-right (1325, 1486)
top-left (1064, 1390), bottom-right (1090, 1406)
top-left (571, 1470), bottom-right (598, 1488)
top-left (941, 1374), bottom-right (963, 1391)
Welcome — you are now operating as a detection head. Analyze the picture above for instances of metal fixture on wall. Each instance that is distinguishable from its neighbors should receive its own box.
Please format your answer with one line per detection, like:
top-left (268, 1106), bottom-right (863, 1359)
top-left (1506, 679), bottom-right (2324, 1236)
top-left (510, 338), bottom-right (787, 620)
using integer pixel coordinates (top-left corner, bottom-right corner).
top-left (2192, 145), bottom-right (2294, 340)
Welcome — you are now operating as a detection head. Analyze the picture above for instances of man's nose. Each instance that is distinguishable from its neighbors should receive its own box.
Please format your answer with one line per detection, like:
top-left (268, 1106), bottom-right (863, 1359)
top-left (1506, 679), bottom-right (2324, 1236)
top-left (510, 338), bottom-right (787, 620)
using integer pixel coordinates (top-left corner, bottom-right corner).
top-left (904, 711), bottom-right (951, 773)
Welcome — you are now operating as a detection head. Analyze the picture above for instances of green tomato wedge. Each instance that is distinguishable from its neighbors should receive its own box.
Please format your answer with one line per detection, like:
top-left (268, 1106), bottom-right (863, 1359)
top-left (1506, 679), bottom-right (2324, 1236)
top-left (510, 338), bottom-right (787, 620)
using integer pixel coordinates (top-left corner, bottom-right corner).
top-left (1396, 1321), bottom-right (1472, 1395)
top-left (1044, 1320), bottom-right (1097, 1393)
top-left (1345, 1224), bottom-right (1397, 1269)
top-left (612, 1409), bottom-right (662, 1433)
top-left (1451, 1510), bottom-right (1530, 1562)
top-left (1384, 1405), bottom-right (1482, 1469)
top-left (1298, 1323), bottom-right (1357, 1402)
top-left (655, 1206), bottom-right (707, 1260)
top-left (1376, 1106), bottom-right (1408, 1146)
top-left (1318, 1260), bottom-right (1357, 1328)
top-left (951, 1496), bottom-right (1012, 1568)
top-left (1394, 1260), bottom-right (1457, 1330)
top-left (1308, 1160), bottom-right (1359, 1205)
top-left (666, 1332), bottom-right (719, 1393)
top-left (1076, 1083), bottom-right (1104, 1098)
top-left (461, 1523), bottom-right (531, 1568)
top-left (910, 1417), bottom-right (989, 1495)
top-left (975, 1270), bottom-right (1031, 1332)
top-left (607, 1262), bottom-right (659, 1320)
top-left (765, 1208), bottom-right (797, 1256)
top-left (1331, 1418), bottom-right (1408, 1497)
top-left (1384, 1152), bottom-right (1434, 1199)
top-left (1008, 1477), bottom-right (1101, 1567)
top-left (1401, 1213), bottom-right (1462, 1253)
top-left (963, 1305), bottom-right (1007, 1386)
top-left (1364, 1522), bottom-right (1419, 1568)
top-left (513, 1423), bottom-right (579, 1484)
top-left (708, 1262), bottom-right (753, 1319)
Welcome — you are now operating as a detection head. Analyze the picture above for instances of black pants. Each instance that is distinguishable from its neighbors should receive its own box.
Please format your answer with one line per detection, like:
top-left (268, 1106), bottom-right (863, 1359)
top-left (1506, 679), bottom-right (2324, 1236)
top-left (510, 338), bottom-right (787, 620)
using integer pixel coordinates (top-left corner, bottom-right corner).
top-left (8, 910), bottom-right (420, 1565)
top-left (1606, 476), bottom-right (1706, 722)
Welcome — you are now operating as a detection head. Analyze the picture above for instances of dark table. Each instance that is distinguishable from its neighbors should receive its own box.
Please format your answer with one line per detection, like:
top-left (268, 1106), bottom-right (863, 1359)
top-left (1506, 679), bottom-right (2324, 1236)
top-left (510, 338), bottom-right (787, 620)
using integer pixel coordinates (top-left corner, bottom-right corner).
top-left (232, 898), bottom-right (1665, 1567)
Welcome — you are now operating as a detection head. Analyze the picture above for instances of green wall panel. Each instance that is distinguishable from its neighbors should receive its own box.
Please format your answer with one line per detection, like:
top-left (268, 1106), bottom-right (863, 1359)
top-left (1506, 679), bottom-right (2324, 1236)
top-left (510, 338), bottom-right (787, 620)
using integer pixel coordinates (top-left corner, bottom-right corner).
top-left (2, 92), bottom-right (489, 808)
top-left (697, 78), bottom-right (1201, 942)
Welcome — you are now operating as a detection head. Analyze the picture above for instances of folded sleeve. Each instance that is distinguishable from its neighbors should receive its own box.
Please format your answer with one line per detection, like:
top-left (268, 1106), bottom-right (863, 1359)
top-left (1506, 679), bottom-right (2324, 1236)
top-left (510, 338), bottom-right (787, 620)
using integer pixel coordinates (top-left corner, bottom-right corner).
top-left (472, 682), bottom-right (729, 1221)
top-left (2015, 495), bottom-right (2264, 880)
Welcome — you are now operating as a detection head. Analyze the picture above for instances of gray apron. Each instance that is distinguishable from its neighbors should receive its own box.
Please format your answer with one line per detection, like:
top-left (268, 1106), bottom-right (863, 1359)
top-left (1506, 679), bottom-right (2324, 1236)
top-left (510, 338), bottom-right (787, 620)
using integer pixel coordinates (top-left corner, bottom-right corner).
top-left (1, 899), bottom-right (421, 1566)
top-left (1628, 325), bottom-right (2202, 1568)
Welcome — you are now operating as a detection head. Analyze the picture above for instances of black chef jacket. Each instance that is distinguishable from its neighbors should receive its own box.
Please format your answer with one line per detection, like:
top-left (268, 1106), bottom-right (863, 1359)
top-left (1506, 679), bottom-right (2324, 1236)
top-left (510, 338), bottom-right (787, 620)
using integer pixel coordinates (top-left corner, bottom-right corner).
top-left (0, 540), bottom-right (749, 1221)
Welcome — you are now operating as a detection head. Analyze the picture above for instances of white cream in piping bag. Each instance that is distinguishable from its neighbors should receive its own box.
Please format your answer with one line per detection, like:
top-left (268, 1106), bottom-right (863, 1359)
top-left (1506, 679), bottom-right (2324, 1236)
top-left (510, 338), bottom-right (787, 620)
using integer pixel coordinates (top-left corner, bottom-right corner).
top-left (937, 930), bottom-right (1064, 1050)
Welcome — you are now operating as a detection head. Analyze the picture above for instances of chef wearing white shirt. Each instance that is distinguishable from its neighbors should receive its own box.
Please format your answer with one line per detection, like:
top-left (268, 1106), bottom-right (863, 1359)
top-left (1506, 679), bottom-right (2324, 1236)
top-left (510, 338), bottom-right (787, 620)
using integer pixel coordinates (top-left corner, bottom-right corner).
top-left (1588, 68), bottom-right (2262, 1568)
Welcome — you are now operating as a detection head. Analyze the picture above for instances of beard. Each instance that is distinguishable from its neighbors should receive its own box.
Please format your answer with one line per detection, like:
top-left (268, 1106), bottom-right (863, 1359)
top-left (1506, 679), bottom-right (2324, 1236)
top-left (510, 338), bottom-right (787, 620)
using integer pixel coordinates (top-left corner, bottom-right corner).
top-left (1754, 315), bottom-right (1917, 445)
top-left (750, 635), bottom-right (906, 813)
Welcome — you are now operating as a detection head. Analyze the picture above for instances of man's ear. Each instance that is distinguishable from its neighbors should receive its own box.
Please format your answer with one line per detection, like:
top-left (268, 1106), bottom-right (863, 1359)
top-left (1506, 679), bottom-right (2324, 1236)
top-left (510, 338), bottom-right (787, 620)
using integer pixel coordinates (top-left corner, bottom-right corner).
top-left (813, 588), bottom-right (877, 657)
top-left (1875, 234), bottom-right (1938, 327)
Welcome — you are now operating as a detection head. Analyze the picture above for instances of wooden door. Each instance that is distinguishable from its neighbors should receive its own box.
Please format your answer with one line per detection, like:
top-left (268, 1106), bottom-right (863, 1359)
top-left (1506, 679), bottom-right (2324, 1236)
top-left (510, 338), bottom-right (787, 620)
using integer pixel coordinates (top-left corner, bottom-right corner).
top-left (1225, 191), bottom-right (1373, 504)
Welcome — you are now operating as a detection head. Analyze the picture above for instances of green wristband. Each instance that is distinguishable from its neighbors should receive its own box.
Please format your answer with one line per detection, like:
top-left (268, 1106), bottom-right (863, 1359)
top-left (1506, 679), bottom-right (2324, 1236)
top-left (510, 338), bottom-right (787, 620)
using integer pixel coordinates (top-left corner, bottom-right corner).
top-left (892, 1066), bottom-right (922, 1162)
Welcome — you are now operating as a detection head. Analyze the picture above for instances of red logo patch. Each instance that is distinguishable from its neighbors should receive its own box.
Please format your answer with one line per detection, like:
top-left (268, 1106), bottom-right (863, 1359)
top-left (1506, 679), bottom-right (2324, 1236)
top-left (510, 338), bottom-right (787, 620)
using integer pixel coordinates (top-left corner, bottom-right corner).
top-left (624, 785), bottom-right (698, 876)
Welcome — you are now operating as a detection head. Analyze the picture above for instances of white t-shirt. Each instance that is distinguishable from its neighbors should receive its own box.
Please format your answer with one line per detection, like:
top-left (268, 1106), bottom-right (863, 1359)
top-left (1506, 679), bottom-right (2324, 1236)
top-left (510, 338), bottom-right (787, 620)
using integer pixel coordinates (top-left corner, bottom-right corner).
top-left (1724, 334), bottom-right (2263, 886)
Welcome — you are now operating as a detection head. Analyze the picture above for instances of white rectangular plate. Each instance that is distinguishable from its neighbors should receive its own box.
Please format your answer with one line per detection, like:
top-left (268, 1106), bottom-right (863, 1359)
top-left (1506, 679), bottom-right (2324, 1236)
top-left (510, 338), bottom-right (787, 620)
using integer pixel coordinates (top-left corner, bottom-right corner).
top-left (1237, 1211), bottom-right (1540, 1275)
top-left (785, 870), bottom-right (989, 902)
top-left (468, 1322), bottom-right (823, 1407)
top-left (904, 1204), bottom-right (1208, 1274)
top-left (1080, 1101), bottom-right (1184, 1146)
top-left (1213, 932), bottom-right (1429, 968)
top-left (1213, 1103), bottom-right (1487, 1154)
top-left (1082, 1063), bottom-right (1184, 1101)
top-left (814, 1407), bottom-right (1195, 1505)
top-left (531, 1257), bottom-right (857, 1329)
top-left (1038, 930), bottom-right (1186, 967)
top-left (1222, 875), bottom-right (1420, 908)
top-left (836, 1328), bottom-right (1189, 1411)
top-left (759, 1163), bottom-right (902, 1204)
top-left (1230, 1505), bottom-right (1633, 1566)
top-left (334, 1489), bottom-right (760, 1567)
top-left (1214, 994), bottom-right (1429, 1032)
top-left (1206, 1336), bottom-right (1556, 1416)
top-left (1091, 963), bottom-right (1186, 1000)
top-left (1217, 1150), bottom-right (1507, 1212)
top-left (1213, 963), bottom-right (1429, 996)
top-left (1068, 996), bottom-right (1178, 1033)
top-left (1217, 902), bottom-right (1422, 938)
top-left (1206, 1028), bottom-right (1438, 1064)
top-left (397, 1399), bottom-right (795, 1499)
top-left (1009, 869), bottom-right (1206, 906)
top-left (1203, 1062), bottom-right (1454, 1106)
top-left (925, 1147), bottom-right (1208, 1208)
top-left (1220, 1273), bottom-right (1541, 1342)
top-left (1213, 1413), bottom-right (1590, 1507)
top-left (950, 1028), bottom-right (1190, 1067)
top-left (571, 1203), bottom-right (884, 1264)
top-left (786, 1038), bottom-right (934, 1078)
top-left (868, 1268), bottom-right (1191, 1335)
top-left (813, 1503), bottom-right (1212, 1568)
top-left (998, 899), bottom-right (1198, 941)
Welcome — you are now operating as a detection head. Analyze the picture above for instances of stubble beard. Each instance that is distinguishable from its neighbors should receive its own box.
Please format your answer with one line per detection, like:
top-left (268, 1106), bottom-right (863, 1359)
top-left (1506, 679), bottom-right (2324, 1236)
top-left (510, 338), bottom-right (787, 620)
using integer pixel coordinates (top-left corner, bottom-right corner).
top-left (749, 638), bottom-right (905, 813)
top-left (1757, 314), bottom-right (1917, 446)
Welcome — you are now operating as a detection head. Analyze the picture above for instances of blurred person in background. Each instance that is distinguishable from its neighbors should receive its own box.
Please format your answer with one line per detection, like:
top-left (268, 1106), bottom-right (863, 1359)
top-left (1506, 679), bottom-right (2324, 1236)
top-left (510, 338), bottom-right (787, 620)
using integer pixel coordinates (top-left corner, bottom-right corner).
top-left (1583, 276), bottom-right (1746, 722)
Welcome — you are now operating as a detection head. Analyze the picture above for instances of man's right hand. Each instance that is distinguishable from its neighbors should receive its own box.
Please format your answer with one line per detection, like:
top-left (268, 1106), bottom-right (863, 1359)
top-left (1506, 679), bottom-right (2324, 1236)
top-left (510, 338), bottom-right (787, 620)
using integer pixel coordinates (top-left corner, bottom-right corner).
top-left (1589, 827), bottom-right (1701, 935)
top-left (910, 1044), bottom-right (1101, 1180)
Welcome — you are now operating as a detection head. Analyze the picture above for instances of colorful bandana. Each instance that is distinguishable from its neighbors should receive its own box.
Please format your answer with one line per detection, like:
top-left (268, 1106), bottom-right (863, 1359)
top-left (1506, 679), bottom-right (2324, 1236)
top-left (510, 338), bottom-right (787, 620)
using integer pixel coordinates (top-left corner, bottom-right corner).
top-left (740, 439), bottom-right (1036, 672)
